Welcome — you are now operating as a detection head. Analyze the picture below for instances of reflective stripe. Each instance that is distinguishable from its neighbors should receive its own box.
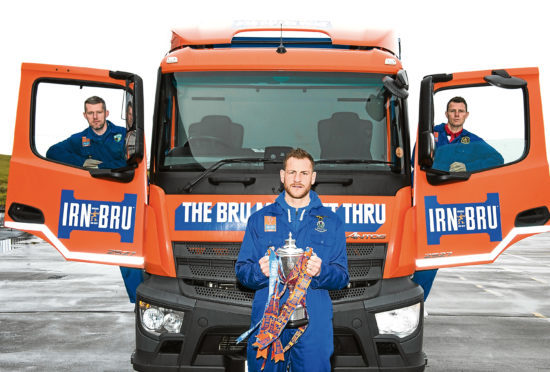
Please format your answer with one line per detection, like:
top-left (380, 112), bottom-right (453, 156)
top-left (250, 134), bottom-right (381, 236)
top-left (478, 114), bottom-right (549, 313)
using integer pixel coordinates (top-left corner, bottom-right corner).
top-left (4, 221), bottom-right (144, 266)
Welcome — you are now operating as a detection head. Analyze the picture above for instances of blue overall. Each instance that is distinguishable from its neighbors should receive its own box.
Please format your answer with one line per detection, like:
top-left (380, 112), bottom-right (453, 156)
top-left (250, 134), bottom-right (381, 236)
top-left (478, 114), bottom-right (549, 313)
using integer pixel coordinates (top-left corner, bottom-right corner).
top-left (236, 191), bottom-right (349, 372)
top-left (46, 121), bottom-right (143, 303)
top-left (46, 121), bottom-right (127, 169)
top-left (413, 123), bottom-right (504, 300)
top-left (431, 123), bottom-right (504, 172)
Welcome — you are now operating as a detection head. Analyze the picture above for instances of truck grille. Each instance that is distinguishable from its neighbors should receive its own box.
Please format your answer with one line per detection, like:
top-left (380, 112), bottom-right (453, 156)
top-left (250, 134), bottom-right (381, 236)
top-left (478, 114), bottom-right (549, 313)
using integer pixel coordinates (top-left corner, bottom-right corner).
top-left (330, 243), bottom-right (385, 304)
top-left (173, 242), bottom-right (386, 305)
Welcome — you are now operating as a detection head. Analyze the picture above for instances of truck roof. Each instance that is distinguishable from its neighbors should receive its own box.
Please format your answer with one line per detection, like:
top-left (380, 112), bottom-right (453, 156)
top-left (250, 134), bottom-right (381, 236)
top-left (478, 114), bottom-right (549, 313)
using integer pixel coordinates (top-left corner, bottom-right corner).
top-left (170, 24), bottom-right (398, 56)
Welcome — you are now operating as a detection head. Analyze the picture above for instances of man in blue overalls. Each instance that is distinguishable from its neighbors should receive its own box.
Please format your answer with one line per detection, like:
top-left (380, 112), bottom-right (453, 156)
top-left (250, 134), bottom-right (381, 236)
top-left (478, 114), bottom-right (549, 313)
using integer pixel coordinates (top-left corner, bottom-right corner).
top-left (431, 96), bottom-right (504, 172)
top-left (46, 96), bottom-right (143, 303)
top-left (236, 148), bottom-right (349, 372)
top-left (413, 96), bottom-right (504, 308)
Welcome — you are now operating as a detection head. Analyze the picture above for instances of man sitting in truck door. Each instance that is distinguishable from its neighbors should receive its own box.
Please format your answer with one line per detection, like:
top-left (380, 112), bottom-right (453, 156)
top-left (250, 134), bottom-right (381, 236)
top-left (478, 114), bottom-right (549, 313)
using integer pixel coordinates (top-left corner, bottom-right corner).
top-left (431, 96), bottom-right (504, 172)
top-left (46, 96), bottom-right (143, 303)
top-left (413, 96), bottom-right (504, 306)
top-left (236, 148), bottom-right (349, 372)
top-left (47, 96), bottom-right (127, 169)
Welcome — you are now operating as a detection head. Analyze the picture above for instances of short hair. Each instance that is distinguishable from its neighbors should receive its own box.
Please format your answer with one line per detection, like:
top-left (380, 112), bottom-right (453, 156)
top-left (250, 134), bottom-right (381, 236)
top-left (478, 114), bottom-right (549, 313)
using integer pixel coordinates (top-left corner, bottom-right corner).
top-left (283, 148), bottom-right (315, 170)
top-left (84, 96), bottom-right (106, 112)
top-left (446, 96), bottom-right (468, 112)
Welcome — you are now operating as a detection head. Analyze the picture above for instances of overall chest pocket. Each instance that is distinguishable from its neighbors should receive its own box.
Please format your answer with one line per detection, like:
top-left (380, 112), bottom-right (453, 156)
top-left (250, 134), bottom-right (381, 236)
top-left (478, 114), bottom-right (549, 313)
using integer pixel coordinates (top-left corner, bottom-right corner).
top-left (308, 232), bottom-right (335, 254)
top-left (256, 235), bottom-right (279, 253)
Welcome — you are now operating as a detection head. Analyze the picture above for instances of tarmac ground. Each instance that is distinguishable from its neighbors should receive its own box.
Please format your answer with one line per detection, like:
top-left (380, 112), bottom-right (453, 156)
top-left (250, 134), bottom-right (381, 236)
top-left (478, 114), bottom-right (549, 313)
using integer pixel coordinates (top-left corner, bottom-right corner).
top-left (0, 228), bottom-right (549, 371)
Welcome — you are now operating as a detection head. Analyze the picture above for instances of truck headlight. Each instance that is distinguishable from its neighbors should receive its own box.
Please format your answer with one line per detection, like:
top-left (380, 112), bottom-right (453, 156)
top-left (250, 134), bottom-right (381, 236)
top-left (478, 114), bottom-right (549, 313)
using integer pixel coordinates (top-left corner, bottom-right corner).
top-left (139, 301), bottom-right (184, 335)
top-left (375, 302), bottom-right (421, 338)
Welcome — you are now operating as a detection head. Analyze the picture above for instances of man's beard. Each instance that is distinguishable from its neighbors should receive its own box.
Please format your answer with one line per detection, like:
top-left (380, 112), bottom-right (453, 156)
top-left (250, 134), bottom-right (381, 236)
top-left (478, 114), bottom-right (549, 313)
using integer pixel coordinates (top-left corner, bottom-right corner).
top-left (284, 182), bottom-right (310, 200)
top-left (92, 121), bottom-right (105, 131)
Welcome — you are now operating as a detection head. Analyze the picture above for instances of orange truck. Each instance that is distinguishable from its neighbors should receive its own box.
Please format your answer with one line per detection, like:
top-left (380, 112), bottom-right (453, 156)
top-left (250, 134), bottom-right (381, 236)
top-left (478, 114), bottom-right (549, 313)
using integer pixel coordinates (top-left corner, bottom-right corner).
top-left (5, 24), bottom-right (550, 371)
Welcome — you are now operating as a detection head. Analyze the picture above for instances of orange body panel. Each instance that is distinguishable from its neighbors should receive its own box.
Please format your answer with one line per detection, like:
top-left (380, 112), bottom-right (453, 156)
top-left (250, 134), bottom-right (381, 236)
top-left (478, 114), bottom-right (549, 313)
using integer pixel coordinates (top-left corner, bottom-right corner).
top-left (171, 25), bottom-right (397, 55)
top-left (144, 185), bottom-right (176, 276)
top-left (161, 47), bottom-right (401, 74)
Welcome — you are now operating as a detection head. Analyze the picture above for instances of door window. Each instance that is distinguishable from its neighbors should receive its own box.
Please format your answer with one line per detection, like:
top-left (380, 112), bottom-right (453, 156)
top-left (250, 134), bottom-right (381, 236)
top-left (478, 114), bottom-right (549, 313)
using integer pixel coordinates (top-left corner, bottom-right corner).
top-left (432, 86), bottom-right (525, 173)
top-left (33, 82), bottom-right (132, 169)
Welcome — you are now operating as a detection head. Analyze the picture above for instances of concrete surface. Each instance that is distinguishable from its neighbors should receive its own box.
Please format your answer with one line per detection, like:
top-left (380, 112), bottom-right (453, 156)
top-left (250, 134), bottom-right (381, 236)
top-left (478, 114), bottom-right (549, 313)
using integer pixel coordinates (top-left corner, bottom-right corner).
top-left (423, 232), bottom-right (550, 371)
top-left (0, 231), bottom-right (549, 371)
top-left (0, 235), bottom-right (135, 371)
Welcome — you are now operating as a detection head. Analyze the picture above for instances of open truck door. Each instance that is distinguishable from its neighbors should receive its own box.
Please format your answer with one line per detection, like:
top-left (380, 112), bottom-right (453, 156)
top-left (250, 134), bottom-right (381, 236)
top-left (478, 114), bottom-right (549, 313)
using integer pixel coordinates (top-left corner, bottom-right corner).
top-left (414, 67), bottom-right (550, 270)
top-left (4, 63), bottom-right (147, 267)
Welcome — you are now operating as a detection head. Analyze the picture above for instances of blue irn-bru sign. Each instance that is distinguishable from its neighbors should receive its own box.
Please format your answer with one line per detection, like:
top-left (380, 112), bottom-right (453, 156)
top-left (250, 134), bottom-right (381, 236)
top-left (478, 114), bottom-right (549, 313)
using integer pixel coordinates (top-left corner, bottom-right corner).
top-left (58, 190), bottom-right (137, 243)
top-left (424, 193), bottom-right (502, 245)
top-left (174, 201), bottom-right (386, 232)
top-left (175, 202), bottom-right (268, 231)
top-left (331, 203), bottom-right (385, 232)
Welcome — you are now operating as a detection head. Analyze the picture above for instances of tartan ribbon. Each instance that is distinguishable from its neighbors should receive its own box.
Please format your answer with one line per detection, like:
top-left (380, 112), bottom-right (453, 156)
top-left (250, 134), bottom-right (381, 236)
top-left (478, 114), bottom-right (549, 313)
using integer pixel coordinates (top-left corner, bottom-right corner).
top-left (253, 247), bottom-right (313, 369)
top-left (237, 247), bottom-right (279, 344)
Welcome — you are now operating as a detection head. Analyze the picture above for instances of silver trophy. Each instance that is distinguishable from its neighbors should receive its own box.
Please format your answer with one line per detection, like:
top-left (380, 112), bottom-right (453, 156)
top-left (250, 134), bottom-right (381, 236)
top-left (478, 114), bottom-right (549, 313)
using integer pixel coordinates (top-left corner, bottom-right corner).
top-left (276, 232), bottom-right (309, 328)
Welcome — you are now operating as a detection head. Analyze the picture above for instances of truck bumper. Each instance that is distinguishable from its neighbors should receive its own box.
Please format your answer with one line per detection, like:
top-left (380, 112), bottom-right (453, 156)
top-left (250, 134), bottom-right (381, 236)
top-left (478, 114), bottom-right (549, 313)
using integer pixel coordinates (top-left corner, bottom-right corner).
top-left (332, 277), bottom-right (425, 371)
top-left (132, 274), bottom-right (250, 371)
top-left (132, 275), bottom-right (425, 371)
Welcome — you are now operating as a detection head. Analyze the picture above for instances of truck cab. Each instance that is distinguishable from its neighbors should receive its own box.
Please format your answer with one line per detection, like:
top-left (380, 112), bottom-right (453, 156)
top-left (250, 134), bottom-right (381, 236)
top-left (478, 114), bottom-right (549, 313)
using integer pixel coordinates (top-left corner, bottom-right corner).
top-left (5, 24), bottom-right (550, 371)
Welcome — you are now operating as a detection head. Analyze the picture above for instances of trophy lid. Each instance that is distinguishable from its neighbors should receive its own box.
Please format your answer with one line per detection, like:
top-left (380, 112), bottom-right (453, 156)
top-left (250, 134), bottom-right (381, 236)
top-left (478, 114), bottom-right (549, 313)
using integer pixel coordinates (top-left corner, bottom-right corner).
top-left (277, 232), bottom-right (304, 256)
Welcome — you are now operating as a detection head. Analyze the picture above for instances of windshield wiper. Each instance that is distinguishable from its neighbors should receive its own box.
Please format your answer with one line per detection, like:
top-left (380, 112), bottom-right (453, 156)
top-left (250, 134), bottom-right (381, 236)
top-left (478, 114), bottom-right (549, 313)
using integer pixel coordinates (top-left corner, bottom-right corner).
top-left (181, 157), bottom-right (278, 193)
top-left (315, 159), bottom-right (393, 165)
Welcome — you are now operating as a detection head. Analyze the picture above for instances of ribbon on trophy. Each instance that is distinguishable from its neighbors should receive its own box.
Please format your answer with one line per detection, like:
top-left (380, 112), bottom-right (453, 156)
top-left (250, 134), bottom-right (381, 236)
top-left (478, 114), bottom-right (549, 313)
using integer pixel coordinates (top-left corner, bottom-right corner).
top-left (237, 246), bottom-right (313, 370)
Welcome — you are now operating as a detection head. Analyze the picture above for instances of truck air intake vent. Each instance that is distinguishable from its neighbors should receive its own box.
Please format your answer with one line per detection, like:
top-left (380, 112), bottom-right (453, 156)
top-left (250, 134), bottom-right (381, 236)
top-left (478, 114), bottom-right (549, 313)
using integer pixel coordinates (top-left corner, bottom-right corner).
top-left (328, 243), bottom-right (386, 303)
top-left (173, 241), bottom-right (386, 305)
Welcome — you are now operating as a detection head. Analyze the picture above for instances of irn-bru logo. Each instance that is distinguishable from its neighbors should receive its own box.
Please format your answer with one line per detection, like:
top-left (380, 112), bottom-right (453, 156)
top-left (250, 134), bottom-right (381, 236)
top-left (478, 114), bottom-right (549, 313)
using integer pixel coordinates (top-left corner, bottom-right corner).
top-left (58, 190), bottom-right (137, 242)
top-left (264, 216), bottom-right (277, 232)
top-left (425, 193), bottom-right (502, 245)
top-left (174, 201), bottom-right (386, 232)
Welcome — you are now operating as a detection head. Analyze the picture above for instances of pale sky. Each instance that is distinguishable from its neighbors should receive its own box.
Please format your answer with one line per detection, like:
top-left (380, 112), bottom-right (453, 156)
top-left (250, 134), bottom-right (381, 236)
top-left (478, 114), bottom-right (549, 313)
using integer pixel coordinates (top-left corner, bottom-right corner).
top-left (2, 0), bottom-right (549, 160)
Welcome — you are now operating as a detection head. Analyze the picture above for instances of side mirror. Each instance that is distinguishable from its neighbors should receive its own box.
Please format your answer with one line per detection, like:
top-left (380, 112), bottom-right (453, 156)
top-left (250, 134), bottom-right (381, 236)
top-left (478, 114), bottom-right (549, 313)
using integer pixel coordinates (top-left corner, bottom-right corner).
top-left (417, 76), bottom-right (435, 168)
top-left (484, 70), bottom-right (527, 89)
top-left (383, 69), bottom-right (409, 99)
top-left (417, 74), bottom-right (453, 168)
top-left (109, 71), bottom-right (145, 166)
top-left (126, 74), bottom-right (144, 166)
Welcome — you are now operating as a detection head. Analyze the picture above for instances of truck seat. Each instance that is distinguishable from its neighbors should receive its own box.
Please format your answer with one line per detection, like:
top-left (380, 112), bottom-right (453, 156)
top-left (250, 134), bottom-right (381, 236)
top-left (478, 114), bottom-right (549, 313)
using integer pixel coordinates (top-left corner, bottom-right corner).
top-left (318, 112), bottom-right (372, 159)
top-left (188, 115), bottom-right (244, 148)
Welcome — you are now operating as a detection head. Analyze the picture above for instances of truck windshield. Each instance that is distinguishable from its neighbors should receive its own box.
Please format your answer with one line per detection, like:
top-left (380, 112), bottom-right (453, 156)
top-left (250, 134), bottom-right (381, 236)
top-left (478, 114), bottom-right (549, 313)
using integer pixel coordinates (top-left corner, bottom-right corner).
top-left (161, 71), bottom-right (404, 172)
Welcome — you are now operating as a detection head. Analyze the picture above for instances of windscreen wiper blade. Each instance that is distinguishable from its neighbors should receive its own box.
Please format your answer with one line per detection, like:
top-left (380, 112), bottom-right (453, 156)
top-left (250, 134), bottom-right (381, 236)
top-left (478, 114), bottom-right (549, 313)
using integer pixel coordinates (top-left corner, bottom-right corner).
top-left (181, 157), bottom-right (277, 193)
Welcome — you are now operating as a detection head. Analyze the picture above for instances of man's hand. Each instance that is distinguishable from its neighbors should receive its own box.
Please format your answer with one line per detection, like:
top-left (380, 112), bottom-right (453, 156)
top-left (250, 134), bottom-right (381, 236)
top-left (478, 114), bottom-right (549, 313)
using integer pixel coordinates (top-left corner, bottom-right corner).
top-left (449, 161), bottom-right (466, 172)
top-left (259, 256), bottom-right (270, 277)
top-left (306, 254), bottom-right (322, 277)
top-left (83, 158), bottom-right (103, 169)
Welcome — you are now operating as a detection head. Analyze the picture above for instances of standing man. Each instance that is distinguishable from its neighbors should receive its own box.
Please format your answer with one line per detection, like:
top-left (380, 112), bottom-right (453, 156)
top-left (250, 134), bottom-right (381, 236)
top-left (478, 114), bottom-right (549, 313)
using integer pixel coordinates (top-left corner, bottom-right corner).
top-left (413, 96), bottom-right (504, 307)
top-left (236, 148), bottom-right (349, 372)
top-left (46, 96), bottom-right (143, 303)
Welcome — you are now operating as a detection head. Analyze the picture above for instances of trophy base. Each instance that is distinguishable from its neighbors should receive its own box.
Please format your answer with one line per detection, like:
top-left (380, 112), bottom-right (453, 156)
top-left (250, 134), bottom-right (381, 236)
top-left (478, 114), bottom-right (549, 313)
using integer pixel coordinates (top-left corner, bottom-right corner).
top-left (286, 306), bottom-right (308, 328)
top-left (286, 318), bottom-right (309, 328)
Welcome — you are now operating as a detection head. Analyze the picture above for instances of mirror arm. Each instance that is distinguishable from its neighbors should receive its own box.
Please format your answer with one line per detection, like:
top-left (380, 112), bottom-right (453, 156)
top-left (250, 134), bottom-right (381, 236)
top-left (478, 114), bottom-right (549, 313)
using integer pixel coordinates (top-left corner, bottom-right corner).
top-left (423, 167), bottom-right (471, 185)
top-left (88, 165), bottom-right (136, 183)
